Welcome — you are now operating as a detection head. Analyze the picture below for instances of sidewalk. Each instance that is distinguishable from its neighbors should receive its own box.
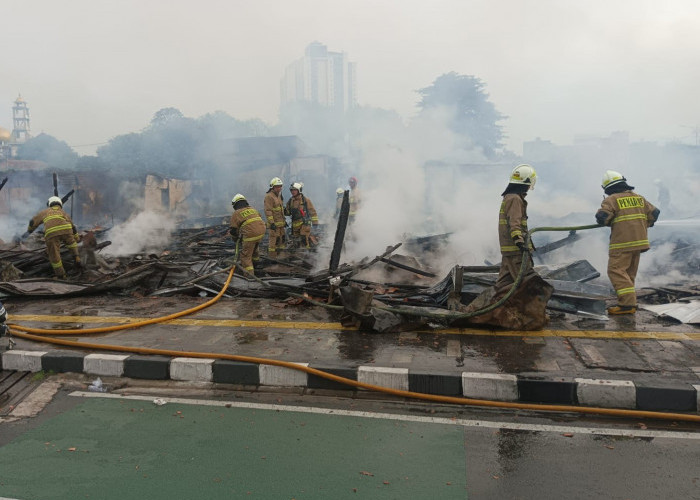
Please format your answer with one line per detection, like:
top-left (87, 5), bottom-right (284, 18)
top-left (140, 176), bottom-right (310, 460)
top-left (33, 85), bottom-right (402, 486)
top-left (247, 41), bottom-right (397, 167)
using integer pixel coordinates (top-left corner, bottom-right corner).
top-left (2, 296), bottom-right (699, 413)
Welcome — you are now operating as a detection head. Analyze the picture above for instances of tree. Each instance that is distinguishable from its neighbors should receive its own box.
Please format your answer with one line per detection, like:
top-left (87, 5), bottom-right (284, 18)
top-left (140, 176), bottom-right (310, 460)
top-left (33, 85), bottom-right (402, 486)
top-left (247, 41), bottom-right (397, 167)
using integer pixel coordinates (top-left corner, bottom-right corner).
top-left (16, 133), bottom-right (79, 169)
top-left (149, 107), bottom-right (185, 128)
top-left (417, 72), bottom-right (506, 158)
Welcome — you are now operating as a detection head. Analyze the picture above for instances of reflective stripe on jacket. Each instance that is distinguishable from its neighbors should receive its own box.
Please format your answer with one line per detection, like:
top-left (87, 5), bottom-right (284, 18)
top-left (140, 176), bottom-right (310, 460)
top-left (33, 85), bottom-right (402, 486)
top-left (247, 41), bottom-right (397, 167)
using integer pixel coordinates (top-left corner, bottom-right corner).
top-left (349, 187), bottom-right (361, 216)
top-left (285, 194), bottom-right (318, 226)
top-left (230, 206), bottom-right (266, 242)
top-left (263, 191), bottom-right (285, 226)
top-left (498, 193), bottom-right (532, 255)
top-left (596, 191), bottom-right (658, 254)
top-left (28, 206), bottom-right (76, 240)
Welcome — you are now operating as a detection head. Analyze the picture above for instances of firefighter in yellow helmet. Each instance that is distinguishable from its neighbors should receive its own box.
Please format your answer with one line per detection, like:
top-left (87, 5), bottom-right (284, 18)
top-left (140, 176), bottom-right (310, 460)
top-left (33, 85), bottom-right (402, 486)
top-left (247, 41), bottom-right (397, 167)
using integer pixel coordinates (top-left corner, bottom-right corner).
top-left (284, 182), bottom-right (318, 249)
top-left (494, 165), bottom-right (539, 295)
top-left (27, 196), bottom-right (82, 279)
top-left (229, 194), bottom-right (266, 275)
top-left (596, 171), bottom-right (660, 315)
top-left (264, 177), bottom-right (287, 258)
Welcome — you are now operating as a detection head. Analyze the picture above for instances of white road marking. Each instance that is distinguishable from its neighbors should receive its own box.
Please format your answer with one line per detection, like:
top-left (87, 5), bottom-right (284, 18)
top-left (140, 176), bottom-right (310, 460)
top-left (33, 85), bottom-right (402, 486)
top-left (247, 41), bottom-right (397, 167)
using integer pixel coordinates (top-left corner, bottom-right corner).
top-left (70, 391), bottom-right (700, 440)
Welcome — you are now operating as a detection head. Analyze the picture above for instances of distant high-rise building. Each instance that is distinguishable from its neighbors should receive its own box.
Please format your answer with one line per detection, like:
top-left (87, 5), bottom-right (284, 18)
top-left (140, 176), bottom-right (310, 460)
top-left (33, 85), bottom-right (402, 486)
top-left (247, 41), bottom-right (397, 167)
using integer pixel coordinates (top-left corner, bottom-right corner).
top-left (281, 42), bottom-right (357, 113)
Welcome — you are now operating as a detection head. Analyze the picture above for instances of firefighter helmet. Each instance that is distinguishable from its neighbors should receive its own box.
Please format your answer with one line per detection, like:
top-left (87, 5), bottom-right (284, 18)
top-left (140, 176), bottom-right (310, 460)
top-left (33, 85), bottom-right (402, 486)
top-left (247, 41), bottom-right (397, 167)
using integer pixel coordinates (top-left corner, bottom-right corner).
top-left (601, 170), bottom-right (626, 189)
top-left (47, 196), bottom-right (63, 207)
top-left (290, 182), bottom-right (303, 192)
top-left (231, 194), bottom-right (246, 205)
top-left (336, 188), bottom-right (344, 195)
top-left (509, 164), bottom-right (537, 189)
top-left (269, 177), bottom-right (283, 188)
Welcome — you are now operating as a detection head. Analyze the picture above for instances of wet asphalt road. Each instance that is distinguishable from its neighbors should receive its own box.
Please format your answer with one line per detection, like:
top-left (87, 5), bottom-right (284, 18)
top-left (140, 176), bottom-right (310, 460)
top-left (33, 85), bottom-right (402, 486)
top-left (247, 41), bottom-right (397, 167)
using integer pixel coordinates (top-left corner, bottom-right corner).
top-left (4, 295), bottom-right (699, 386)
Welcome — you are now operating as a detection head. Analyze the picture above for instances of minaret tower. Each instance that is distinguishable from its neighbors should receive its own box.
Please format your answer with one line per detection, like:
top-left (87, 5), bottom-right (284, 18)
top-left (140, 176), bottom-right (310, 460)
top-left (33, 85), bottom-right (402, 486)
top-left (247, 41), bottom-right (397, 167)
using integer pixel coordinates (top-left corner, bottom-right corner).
top-left (11, 94), bottom-right (31, 142)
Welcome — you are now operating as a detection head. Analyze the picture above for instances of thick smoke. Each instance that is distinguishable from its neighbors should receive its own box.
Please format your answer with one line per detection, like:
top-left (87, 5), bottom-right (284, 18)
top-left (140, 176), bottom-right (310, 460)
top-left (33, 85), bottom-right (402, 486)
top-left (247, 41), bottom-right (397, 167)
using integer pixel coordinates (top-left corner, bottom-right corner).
top-left (309, 111), bottom-right (700, 288)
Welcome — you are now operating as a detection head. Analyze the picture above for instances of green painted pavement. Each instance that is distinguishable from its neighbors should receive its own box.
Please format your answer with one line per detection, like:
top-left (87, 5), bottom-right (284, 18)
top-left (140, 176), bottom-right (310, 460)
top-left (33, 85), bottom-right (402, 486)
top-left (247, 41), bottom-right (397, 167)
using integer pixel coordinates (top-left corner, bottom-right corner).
top-left (0, 398), bottom-right (467, 499)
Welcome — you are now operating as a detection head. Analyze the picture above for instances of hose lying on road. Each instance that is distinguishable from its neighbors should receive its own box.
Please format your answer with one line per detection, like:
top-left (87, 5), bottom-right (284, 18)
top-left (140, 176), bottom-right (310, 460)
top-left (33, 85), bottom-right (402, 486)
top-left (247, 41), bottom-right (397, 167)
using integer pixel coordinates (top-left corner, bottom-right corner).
top-left (8, 224), bottom-right (700, 423)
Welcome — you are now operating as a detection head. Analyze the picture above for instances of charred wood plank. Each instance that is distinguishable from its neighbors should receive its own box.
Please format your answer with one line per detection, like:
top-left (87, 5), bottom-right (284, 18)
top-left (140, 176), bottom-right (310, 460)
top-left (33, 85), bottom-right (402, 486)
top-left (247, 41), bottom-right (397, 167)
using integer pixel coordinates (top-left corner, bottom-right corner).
top-left (379, 257), bottom-right (436, 278)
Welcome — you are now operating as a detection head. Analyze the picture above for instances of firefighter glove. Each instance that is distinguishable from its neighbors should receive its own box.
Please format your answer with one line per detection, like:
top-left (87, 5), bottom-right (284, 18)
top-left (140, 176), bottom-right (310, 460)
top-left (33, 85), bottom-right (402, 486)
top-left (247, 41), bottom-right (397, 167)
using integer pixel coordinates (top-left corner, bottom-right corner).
top-left (516, 241), bottom-right (526, 253)
top-left (269, 222), bottom-right (276, 231)
top-left (229, 227), bottom-right (239, 240)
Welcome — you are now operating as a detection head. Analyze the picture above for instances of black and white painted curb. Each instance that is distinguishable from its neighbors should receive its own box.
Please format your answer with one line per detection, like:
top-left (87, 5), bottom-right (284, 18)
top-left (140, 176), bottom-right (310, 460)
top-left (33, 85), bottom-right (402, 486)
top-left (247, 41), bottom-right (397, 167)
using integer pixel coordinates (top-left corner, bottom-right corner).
top-left (2, 350), bottom-right (698, 412)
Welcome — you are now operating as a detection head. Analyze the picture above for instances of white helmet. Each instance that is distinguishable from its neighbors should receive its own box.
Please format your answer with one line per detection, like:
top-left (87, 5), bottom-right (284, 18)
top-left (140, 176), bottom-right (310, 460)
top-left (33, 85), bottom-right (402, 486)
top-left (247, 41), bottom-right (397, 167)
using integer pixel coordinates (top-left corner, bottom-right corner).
top-left (336, 188), bottom-right (344, 195)
top-left (269, 177), bottom-right (283, 188)
top-left (509, 164), bottom-right (537, 189)
top-left (290, 182), bottom-right (303, 192)
top-left (47, 196), bottom-right (63, 207)
top-left (231, 193), bottom-right (246, 205)
top-left (602, 170), bottom-right (626, 189)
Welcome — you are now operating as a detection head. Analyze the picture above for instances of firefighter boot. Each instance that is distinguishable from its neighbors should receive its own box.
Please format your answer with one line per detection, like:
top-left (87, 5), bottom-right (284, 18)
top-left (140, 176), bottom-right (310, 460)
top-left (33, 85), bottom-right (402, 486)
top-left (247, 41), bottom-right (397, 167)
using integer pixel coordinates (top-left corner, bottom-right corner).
top-left (607, 305), bottom-right (637, 315)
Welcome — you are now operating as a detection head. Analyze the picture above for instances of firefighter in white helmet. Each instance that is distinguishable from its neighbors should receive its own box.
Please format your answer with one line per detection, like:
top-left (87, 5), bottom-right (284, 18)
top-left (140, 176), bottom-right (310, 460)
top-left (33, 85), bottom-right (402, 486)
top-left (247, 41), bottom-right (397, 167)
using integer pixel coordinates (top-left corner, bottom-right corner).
top-left (284, 182), bottom-right (318, 249)
top-left (333, 187), bottom-right (345, 219)
top-left (494, 165), bottom-right (539, 295)
top-left (27, 196), bottom-right (82, 279)
top-left (596, 171), bottom-right (660, 315)
top-left (230, 194), bottom-right (266, 275)
top-left (264, 177), bottom-right (287, 258)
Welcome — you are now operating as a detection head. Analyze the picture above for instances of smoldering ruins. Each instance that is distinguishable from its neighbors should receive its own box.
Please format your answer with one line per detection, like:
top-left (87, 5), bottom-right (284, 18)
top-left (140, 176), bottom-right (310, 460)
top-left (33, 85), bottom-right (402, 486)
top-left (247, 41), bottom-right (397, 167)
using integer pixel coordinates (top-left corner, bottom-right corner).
top-left (0, 130), bottom-right (699, 331)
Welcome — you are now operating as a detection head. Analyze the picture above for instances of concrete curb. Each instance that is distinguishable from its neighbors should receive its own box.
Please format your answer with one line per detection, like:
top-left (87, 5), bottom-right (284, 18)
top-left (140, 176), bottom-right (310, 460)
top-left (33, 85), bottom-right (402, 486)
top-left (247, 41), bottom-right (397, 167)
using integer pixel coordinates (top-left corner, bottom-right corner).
top-left (2, 349), bottom-right (698, 413)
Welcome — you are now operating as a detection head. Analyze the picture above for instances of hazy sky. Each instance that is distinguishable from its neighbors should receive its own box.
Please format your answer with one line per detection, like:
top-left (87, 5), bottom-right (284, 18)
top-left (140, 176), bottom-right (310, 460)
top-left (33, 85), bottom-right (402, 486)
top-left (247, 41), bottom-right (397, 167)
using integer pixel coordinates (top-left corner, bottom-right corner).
top-left (2, 0), bottom-right (699, 155)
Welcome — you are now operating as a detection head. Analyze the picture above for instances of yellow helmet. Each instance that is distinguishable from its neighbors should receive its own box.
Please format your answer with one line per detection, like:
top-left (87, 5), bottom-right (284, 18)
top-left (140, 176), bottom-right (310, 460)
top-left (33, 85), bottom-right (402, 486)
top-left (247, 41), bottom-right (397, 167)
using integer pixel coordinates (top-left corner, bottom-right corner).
top-left (601, 170), bottom-right (626, 189)
top-left (269, 177), bottom-right (283, 188)
top-left (509, 164), bottom-right (537, 189)
top-left (336, 188), bottom-right (344, 195)
top-left (231, 194), bottom-right (246, 205)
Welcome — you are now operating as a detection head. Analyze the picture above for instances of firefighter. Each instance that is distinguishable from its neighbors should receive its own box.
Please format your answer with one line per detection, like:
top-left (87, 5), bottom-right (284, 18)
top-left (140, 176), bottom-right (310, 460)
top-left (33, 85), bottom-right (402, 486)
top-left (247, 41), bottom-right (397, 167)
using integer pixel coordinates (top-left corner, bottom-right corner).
top-left (333, 188), bottom-right (344, 219)
top-left (27, 196), bottom-right (82, 280)
top-left (494, 164), bottom-right (539, 295)
top-left (264, 177), bottom-right (287, 258)
top-left (596, 171), bottom-right (660, 315)
top-left (229, 194), bottom-right (266, 275)
top-left (348, 176), bottom-right (361, 222)
top-left (284, 182), bottom-right (318, 249)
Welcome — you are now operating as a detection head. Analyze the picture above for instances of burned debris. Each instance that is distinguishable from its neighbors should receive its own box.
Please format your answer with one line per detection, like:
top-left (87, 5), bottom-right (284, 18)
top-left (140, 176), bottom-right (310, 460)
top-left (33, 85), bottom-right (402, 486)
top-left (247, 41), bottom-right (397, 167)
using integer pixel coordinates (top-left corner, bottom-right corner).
top-left (1, 161), bottom-right (699, 333)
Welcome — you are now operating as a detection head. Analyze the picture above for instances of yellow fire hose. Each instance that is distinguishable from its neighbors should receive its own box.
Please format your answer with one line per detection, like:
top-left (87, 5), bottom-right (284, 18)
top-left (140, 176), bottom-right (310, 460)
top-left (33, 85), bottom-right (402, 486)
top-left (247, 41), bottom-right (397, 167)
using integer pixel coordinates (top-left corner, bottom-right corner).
top-left (6, 239), bottom-right (700, 424)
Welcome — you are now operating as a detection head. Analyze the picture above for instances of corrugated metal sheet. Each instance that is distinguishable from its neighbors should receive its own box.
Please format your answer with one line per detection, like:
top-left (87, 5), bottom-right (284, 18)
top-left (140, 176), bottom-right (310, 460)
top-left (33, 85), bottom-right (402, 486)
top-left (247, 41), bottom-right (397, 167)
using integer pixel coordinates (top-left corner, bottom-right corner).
top-left (641, 301), bottom-right (700, 324)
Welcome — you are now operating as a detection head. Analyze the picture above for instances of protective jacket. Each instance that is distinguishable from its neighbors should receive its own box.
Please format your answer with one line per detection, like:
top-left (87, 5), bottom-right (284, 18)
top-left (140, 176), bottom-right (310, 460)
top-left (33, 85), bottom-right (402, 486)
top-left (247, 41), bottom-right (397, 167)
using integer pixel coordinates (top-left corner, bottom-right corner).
top-left (263, 190), bottom-right (285, 227)
top-left (349, 187), bottom-right (361, 217)
top-left (230, 206), bottom-right (266, 242)
top-left (596, 191), bottom-right (659, 254)
top-left (498, 193), bottom-right (532, 255)
top-left (285, 194), bottom-right (318, 229)
top-left (28, 206), bottom-right (78, 240)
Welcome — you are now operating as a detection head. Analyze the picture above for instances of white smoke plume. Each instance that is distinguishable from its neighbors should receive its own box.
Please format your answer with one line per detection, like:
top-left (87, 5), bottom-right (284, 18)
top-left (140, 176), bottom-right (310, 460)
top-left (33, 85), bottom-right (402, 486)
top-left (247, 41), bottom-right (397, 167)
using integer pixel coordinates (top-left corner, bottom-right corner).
top-left (104, 210), bottom-right (176, 256)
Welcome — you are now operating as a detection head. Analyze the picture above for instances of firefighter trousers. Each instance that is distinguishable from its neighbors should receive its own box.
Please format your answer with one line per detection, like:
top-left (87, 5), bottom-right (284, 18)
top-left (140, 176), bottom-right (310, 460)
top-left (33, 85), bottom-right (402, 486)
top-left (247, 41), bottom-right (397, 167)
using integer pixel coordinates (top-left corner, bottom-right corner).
top-left (267, 227), bottom-right (286, 255)
top-left (240, 238), bottom-right (262, 275)
top-left (607, 251), bottom-right (640, 307)
top-left (46, 233), bottom-right (79, 278)
top-left (494, 253), bottom-right (537, 297)
top-left (292, 224), bottom-right (314, 249)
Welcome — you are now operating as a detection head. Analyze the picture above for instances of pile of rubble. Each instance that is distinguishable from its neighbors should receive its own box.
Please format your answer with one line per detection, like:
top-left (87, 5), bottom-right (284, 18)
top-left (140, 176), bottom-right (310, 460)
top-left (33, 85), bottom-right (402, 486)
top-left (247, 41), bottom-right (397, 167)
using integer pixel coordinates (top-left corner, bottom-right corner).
top-left (1, 213), bottom-right (698, 330)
